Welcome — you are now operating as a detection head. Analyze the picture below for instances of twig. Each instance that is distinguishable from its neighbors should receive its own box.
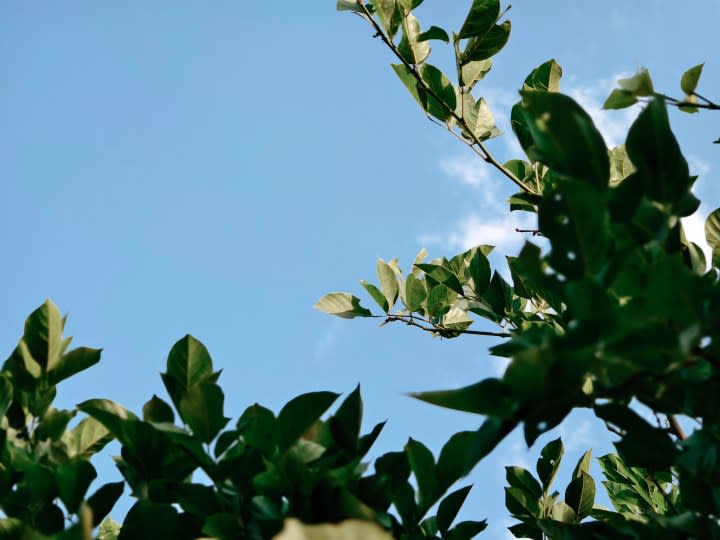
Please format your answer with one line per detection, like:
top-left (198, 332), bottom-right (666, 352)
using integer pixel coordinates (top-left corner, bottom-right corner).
top-left (666, 415), bottom-right (686, 441)
top-left (355, 1), bottom-right (532, 194)
top-left (515, 228), bottom-right (543, 236)
top-left (372, 314), bottom-right (511, 338)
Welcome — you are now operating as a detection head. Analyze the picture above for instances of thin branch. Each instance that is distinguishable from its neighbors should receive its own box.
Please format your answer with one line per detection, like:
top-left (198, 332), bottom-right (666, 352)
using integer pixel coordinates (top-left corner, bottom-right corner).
top-left (653, 92), bottom-right (720, 111)
top-left (666, 415), bottom-right (686, 441)
top-left (371, 314), bottom-right (511, 338)
top-left (515, 228), bottom-right (543, 236)
top-left (356, 1), bottom-right (532, 194)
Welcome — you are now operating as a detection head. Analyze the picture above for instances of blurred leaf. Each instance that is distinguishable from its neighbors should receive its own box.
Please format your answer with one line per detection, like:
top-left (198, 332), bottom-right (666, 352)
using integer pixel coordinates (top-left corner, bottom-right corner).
top-left (35, 407), bottom-right (76, 442)
top-left (0, 374), bottom-right (13, 419)
top-left (520, 91), bottom-right (609, 190)
top-left (410, 379), bottom-right (514, 417)
top-left (437, 485), bottom-right (473, 534)
top-left (314, 293), bottom-right (372, 318)
top-left (445, 520), bottom-right (487, 540)
top-left (705, 208), bottom-right (720, 253)
top-left (56, 460), bottom-right (97, 513)
top-left (405, 438), bottom-right (438, 510)
top-left (273, 518), bottom-right (395, 540)
top-left (98, 517), bottom-right (121, 540)
top-left (603, 89), bottom-right (637, 110)
top-left (276, 391), bottom-right (339, 451)
top-left (330, 385), bottom-right (363, 454)
top-left (618, 69), bottom-right (654, 96)
top-left (86, 482), bottom-right (124, 527)
top-left (62, 416), bottom-right (114, 459)
top-left (118, 501), bottom-right (180, 540)
top-left (522, 59), bottom-right (562, 92)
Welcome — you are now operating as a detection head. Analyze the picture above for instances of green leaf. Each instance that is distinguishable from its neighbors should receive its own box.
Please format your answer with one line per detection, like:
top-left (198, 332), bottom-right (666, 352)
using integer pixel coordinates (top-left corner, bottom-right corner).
top-left (202, 513), bottom-right (244, 539)
top-left (35, 407), bottom-right (76, 441)
top-left (87, 482), bottom-right (124, 527)
top-left (48, 347), bottom-right (102, 385)
top-left (417, 25), bottom-right (449, 43)
top-left (506, 466), bottom-right (542, 499)
top-left (522, 59), bottom-right (562, 93)
top-left (415, 263), bottom-right (464, 295)
top-left (603, 89), bottom-right (637, 110)
top-left (405, 273), bottom-right (427, 311)
top-left (330, 385), bottom-right (363, 454)
top-left (142, 395), bottom-right (175, 424)
top-left (274, 518), bottom-right (395, 540)
top-left (419, 63), bottom-right (457, 121)
top-left (56, 460), bottom-right (97, 513)
top-left (680, 63), bottom-right (704, 95)
top-left (23, 299), bottom-right (65, 371)
top-left (458, 0), bottom-right (500, 39)
top-left (118, 501), bottom-right (180, 540)
top-left (391, 63), bottom-right (427, 113)
top-left (564, 471), bottom-right (595, 522)
top-left (461, 20), bottom-right (511, 63)
top-left (62, 416), bottom-right (114, 459)
top-left (179, 382), bottom-right (230, 443)
top-left (314, 293), bottom-right (373, 318)
top-left (461, 59), bottom-right (492, 89)
top-left (405, 438), bottom-right (438, 510)
top-left (505, 486), bottom-right (541, 518)
top-left (618, 69), bottom-right (654, 96)
top-left (276, 391), bottom-right (339, 451)
top-left (235, 402), bottom-right (276, 455)
top-left (410, 379), bottom-right (514, 417)
top-left (608, 144), bottom-right (634, 186)
top-left (467, 248), bottom-right (491, 296)
top-left (536, 437), bottom-right (563, 493)
top-left (337, 0), bottom-right (365, 13)
top-left (437, 485), bottom-right (473, 534)
top-left (625, 97), bottom-right (691, 206)
top-left (377, 259), bottom-right (399, 310)
top-left (398, 12), bottom-right (430, 65)
top-left (164, 334), bottom-right (215, 393)
top-left (437, 418), bottom-right (517, 490)
top-left (445, 520), bottom-right (488, 540)
top-left (360, 280), bottom-right (388, 313)
top-left (0, 375), bottom-right (13, 419)
top-left (520, 91), bottom-right (609, 189)
top-left (705, 208), bottom-right (720, 252)
top-left (461, 95), bottom-right (500, 140)
top-left (99, 517), bottom-right (121, 540)
top-left (572, 449), bottom-right (593, 479)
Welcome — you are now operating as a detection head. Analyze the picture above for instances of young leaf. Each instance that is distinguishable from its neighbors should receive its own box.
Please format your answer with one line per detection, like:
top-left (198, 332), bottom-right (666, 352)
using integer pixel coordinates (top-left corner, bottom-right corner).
top-left (314, 292), bottom-right (373, 318)
top-left (680, 63), bottom-right (704, 95)
top-left (572, 449), bottom-right (593, 479)
top-left (618, 69), bottom-right (654, 96)
top-left (603, 89), bottom-right (637, 110)
top-left (377, 259), bottom-right (400, 310)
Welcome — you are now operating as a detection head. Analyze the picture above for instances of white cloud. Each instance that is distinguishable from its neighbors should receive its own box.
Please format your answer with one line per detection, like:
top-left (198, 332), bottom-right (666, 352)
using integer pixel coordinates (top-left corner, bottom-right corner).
top-left (313, 321), bottom-right (343, 362)
top-left (439, 154), bottom-right (490, 188)
top-left (557, 419), bottom-right (594, 453)
top-left (688, 155), bottom-right (711, 178)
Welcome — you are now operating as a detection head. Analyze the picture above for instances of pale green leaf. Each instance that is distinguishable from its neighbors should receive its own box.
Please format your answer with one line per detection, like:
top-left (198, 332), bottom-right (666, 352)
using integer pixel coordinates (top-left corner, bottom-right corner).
top-left (377, 259), bottom-right (399, 309)
top-left (314, 293), bottom-right (372, 318)
top-left (681, 63), bottom-right (704, 95)
top-left (618, 69), bottom-right (654, 96)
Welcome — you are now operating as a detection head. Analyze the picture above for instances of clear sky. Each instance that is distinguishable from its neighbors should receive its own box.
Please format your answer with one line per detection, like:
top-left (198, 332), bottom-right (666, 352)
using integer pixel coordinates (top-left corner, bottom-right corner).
top-left (2, 1), bottom-right (719, 538)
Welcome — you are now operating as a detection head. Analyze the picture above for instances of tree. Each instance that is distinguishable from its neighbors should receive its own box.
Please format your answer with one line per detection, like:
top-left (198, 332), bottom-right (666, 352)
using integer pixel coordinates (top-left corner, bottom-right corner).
top-left (316, 0), bottom-right (720, 538)
top-left (2, 1), bottom-right (719, 539)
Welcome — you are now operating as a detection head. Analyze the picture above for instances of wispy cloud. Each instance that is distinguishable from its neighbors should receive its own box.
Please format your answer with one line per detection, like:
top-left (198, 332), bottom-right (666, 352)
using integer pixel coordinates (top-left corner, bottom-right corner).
top-left (439, 154), bottom-right (490, 188)
top-left (313, 321), bottom-right (344, 362)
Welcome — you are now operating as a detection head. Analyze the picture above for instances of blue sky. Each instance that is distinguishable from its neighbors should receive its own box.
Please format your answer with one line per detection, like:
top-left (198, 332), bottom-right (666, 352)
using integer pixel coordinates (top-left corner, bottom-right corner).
top-left (2, 1), bottom-right (719, 537)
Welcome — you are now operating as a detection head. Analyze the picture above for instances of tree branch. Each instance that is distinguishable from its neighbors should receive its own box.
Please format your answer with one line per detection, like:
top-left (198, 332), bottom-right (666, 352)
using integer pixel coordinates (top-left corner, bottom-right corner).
top-left (666, 415), bottom-right (686, 441)
top-left (371, 314), bottom-right (511, 338)
top-left (356, 1), bottom-right (532, 194)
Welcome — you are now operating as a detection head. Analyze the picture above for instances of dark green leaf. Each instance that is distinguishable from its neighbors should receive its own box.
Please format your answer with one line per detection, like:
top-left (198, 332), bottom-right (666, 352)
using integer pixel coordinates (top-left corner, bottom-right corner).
top-left (164, 335), bottom-right (215, 393)
top-left (417, 25), bottom-right (449, 43)
top-left (62, 416), bottom-right (114, 459)
top-left (87, 482), bottom-right (124, 527)
top-left (49, 347), bottom-right (102, 385)
top-left (405, 273), bottom-right (427, 311)
top-left (179, 383), bottom-right (230, 443)
top-left (467, 248), bottom-right (491, 296)
top-left (23, 299), bottom-right (65, 371)
top-left (419, 63), bottom-right (457, 121)
top-left (410, 379), bottom-right (514, 417)
top-left (202, 513), bottom-right (243, 539)
top-left (314, 293), bottom-right (373, 318)
top-left (0, 374), bottom-right (14, 419)
top-left (458, 0), bottom-right (499, 39)
top-left (276, 391), bottom-right (339, 451)
top-left (446, 520), bottom-right (488, 540)
top-left (330, 384), bottom-right (363, 454)
top-left (415, 263), bottom-right (464, 295)
top-left (118, 501), bottom-right (180, 540)
top-left (564, 471), bottom-right (595, 521)
top-left (236, 403), bottom-right (276, 455)
top-left (461, 21), bottom-right (511, 63)
top-left (142, 395), bottom-right (175, 424)
top-left (35, 407), bottom-right (76, 441)
top-left (437, 485), bottom-right (473, 534)
top-left (405, 438), bottom-right (438, 510)
top-left (506, 466), bottom-right (542, 499)
top-left (57, 460), bottom-right (97, 513)
top-left (536, 437), bottom-right (563, 493)
top-left (520, 91), bottom-right (609, 189)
